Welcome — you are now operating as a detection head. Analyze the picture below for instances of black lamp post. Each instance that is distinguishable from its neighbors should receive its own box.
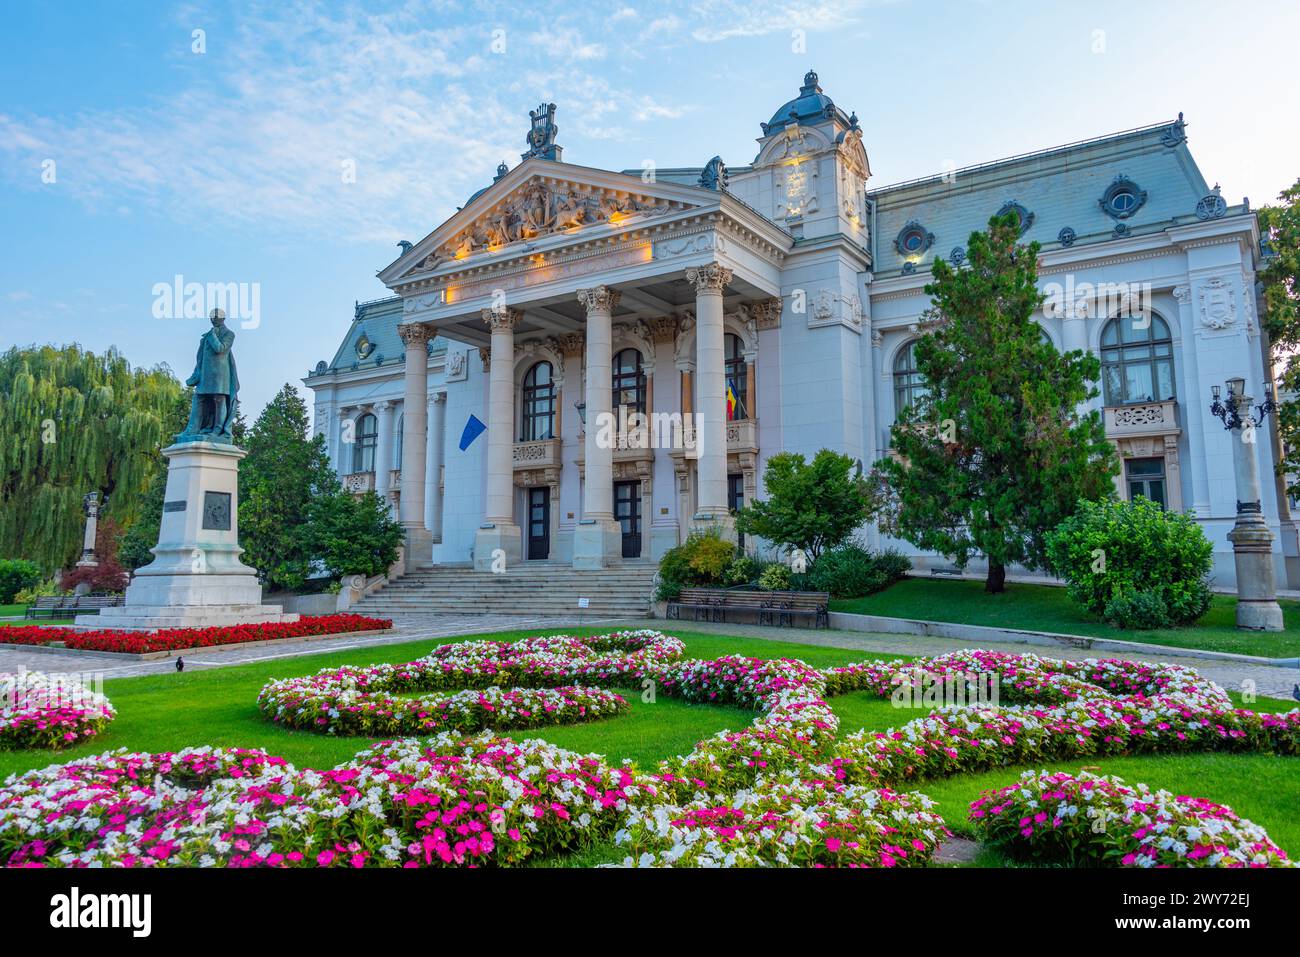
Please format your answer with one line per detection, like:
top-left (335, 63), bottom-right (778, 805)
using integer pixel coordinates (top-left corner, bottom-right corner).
top-left (1209, 378), bottom-right (1276, 432)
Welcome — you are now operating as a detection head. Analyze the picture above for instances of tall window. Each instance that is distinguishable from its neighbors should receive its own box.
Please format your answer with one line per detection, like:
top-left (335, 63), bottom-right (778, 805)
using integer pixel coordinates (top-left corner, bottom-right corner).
top-left (1101, 314), bottom-right (1175, 405)
top-left (893, 341), bottom-right (928, 421)
top-left (612, 348), bottom-right (646, 414)
top-left (520, 361), bottom-right (555, 440)
top-left (352, 413), bottom-right (377, 473)
top-left (1125, 457), bottom-right (1167, 509)
top-left (725, 334), bottom-right (748, 420)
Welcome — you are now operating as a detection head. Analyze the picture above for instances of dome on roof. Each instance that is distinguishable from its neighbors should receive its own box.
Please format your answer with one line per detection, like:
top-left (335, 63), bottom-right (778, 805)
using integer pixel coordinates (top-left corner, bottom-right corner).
top-left (763, 69), bottom-right (837, 133)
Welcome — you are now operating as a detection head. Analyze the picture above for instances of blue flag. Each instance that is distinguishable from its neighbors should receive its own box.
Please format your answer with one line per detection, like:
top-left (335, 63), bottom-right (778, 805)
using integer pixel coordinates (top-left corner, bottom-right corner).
top-left (459, 414), bottom-right (486, 451)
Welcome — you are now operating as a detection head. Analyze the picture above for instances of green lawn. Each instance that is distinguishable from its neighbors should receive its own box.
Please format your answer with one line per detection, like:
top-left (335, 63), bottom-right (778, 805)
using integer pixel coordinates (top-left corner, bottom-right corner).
top-left (1, 625), bottom-right (1296, 866)
top-left (833, 577), bottom-right (1300, 658)
top-left (0, 603), bottom-right (72, 626)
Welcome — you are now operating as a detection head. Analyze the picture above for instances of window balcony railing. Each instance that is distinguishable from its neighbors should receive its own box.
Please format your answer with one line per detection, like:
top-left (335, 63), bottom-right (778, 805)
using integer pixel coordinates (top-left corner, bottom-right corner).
top-left (343, 471), bottom-right (375, 493)
top-left (1104, 399), bottom-right (1179, 437)
top-left (513, 438), bottom-right (562, 470)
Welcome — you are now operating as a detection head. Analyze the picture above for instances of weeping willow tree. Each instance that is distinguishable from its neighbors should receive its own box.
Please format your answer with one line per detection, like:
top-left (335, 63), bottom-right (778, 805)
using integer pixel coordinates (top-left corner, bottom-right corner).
top-left (0, 344), bottom-right (184, 573)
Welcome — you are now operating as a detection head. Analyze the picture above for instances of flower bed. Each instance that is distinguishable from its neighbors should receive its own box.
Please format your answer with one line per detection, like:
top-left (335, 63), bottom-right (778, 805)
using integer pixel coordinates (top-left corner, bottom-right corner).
top-left (257, 630), bottom-right (678, 735)
top-left (1, 672), bottom-right (115, 751)
top-left (617, 773), bottom-right (949, 868)
top-left (0, 737), bottom-right (650, 867)
top-left (970, 770), bottom-right (1294, 868)
top-left (0, 614), bottom-right (391, 655)
top-left (2, 635), bottom-right (1297, 868)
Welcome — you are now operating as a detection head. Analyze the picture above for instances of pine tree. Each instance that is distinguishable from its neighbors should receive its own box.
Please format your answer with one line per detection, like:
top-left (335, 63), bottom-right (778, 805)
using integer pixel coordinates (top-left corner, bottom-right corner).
top-left (238, 384), bottom-right (339, 590)
top-left (0, 344), bottom-right (183, 572)
top-left (874, 214), bottom-right (1118, 593)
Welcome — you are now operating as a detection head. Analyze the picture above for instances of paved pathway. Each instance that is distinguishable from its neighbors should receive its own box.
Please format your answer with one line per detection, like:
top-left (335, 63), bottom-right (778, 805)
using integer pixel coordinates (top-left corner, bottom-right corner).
top-left (3, 613), bottom-right (1298, 702)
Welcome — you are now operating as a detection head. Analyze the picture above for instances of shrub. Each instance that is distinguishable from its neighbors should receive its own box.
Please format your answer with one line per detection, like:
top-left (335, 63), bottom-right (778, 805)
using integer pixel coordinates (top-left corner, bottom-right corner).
top-left (1045, 497), bottom-right (1213, 628)
top-left (1102, 587), bottom-right (1170, 630)
top-left (757, 563), bottom-right (791, 591)
top-left (655, 532), bottom-right (737, 600)
top-left (723, 555), bottom-right (762, 586)
top-left (307, 490), bottom-right (404, 578)
top-left (60, 559), bottom-right (130, 595)
top-left (0, 559), bottom-right (42, 603)
top-left (805, 543), bottom-right (912, 599)
top-left (14, 578), bottom-right (63, 604)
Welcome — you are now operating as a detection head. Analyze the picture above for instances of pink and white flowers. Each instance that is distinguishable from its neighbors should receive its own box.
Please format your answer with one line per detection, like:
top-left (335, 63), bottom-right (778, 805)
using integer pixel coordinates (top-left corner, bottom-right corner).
top-left (0, 671), bottom-right (115, 751)
top-left (970, 770), bottom-right (1295, 868)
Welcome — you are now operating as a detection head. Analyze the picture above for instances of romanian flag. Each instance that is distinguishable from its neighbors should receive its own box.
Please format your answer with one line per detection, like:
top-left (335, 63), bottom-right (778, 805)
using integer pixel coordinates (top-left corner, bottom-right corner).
top-left (726, 382), bottom-right (738, 420)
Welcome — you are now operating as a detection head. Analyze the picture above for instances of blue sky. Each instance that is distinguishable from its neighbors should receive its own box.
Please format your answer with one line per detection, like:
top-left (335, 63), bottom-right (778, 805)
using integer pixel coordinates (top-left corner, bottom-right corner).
top-left (2, 0), bottom-right (1298, 420)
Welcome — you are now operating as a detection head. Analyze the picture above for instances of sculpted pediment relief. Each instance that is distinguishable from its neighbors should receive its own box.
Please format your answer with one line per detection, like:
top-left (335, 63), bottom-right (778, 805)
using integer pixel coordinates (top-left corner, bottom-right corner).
top-left (406, 176), bottom-right (692, 275)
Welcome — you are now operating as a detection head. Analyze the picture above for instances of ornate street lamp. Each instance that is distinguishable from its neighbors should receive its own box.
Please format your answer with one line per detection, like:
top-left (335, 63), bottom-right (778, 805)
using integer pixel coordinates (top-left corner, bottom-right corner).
top-left (573, 399), bottom-right (587, 426)
top-left (1208, 377), bottom-right (1283, 631)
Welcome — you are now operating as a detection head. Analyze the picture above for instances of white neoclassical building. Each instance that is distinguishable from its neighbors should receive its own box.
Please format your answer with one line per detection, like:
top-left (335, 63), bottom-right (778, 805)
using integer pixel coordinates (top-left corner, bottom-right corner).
top-left (305, 71), bottom-right (1293, 588)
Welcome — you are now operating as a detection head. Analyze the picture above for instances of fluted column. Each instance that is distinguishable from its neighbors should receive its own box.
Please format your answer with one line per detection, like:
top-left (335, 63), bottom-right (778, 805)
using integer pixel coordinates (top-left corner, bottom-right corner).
top-left (687, 263), bottom-right (733, 529)
top-left (373, 400), bottom-right (395, 509)
top-left (397, 323), bottom-right (432, 571)
top-left (573, 286), bottom-right (622, 568)
top-left (425, 391), bottom-right (446, 540)
top-left (474, 307), bottom-right (523, 570)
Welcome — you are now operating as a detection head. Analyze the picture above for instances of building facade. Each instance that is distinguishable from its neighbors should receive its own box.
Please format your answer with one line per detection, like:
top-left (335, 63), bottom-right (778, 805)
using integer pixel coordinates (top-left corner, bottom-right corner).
top-left (305, 71), bottom-right (1295, 587)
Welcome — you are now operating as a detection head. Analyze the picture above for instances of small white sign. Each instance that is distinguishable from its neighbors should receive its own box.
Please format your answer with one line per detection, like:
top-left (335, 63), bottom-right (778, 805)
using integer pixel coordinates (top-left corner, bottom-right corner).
top-left (577, 597), bottom-right (590, 609)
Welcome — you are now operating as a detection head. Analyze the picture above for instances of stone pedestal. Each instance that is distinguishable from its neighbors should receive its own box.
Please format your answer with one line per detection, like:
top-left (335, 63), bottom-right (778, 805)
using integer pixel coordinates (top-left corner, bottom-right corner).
top-left (474, 523), bottom-right (522, 571)
top-left (572, 519), bottom-right (622, 570)
top-left (81, 441), bottom-right (297, 630)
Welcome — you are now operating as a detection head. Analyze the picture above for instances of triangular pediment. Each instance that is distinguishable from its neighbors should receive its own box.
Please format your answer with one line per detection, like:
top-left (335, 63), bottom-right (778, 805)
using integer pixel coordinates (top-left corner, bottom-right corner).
top-left (385, 160), bottom-right (711, 283)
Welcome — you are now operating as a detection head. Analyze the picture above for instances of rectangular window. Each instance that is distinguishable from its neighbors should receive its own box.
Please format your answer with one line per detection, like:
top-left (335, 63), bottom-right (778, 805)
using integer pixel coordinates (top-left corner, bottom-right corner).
top-left (1125, 457), bottom-right (1166, 509)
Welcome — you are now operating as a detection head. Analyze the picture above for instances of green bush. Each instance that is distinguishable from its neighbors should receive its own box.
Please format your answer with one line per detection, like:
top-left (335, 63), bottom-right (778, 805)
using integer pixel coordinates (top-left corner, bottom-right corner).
top-left (805, 543), bottom-right (913, 599)
top-left (723, 555), bottom-right (762, 586)
top-left (1102, 587), bottom-right (1171, 630)
top-left (14, 578), bottom-right (64, 604)
top-left (0, 559), bottom-right (42, 604)
top-left (1045, 497), bottom-right (1213, 628)
top-left (655, 532), bottom-right (738, 600)
top-left (758, 563), bottom-right (792, 591)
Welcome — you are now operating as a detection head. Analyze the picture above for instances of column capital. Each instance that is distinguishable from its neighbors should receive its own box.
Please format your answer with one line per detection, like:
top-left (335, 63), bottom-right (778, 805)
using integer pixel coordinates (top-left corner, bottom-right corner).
top-left (375, 399), bottom-right (393, 413)
top-left (559, 332), bottom-right (586, 355)
top-left (481, 307), bottom-right (523, 332)
top-left (398, 322), bottom-right (434, 347)
top-left (751, 296), bottom-right (783, 329)
top-left (685, 263), bottom-right (733, 294)
top-left (577, 286), bottom-right (621, 313)
top-left (428, 390), bottom-right (447, 406)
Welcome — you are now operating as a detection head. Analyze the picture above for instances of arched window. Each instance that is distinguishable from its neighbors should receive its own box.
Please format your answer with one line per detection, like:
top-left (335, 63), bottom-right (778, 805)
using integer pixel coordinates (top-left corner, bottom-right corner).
top-left (1100, 314), bottom-right (1175, 405)
top-left (612, 348), bottom-right (645, 414)
top-left (520, 361), bottom-right (555, 440)
top-left (725, 333), bottom-right (748, 420)
top-left (352, 413), bottom-right (377, 473)
top-left (893, 341), bottom-right (928, 421)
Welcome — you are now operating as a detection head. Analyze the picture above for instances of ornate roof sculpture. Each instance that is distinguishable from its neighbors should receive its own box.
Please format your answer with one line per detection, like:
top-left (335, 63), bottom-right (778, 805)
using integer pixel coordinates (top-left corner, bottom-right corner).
top-left (523, 102), bottom-right (561, 162)
top-left (413, 176), bottom-right (686, 269)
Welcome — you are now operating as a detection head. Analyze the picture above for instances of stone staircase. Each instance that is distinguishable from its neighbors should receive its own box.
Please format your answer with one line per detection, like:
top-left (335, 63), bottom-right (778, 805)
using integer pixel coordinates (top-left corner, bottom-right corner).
top-left (354, 562), bottom-right (659, 618)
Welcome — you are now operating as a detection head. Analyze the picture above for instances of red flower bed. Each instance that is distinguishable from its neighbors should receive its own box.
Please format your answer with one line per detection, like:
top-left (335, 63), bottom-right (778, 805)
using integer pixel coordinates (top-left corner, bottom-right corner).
top-left (0, 614), bottom-right (391, 655)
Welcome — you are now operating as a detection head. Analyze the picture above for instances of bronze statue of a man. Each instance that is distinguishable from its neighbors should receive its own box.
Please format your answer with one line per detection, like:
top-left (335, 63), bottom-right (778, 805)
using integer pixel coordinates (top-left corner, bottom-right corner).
top-left (178, 309), bottom-right (240, 443)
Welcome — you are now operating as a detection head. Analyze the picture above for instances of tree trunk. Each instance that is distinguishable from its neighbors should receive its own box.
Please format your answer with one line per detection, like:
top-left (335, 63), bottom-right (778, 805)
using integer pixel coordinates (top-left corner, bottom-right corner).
top-left (985, 562), bottom-right (1006, 594)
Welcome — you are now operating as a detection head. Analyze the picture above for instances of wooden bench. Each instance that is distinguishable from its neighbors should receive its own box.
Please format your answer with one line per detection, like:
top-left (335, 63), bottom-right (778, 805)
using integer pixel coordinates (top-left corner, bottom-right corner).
top-left (23, 595), bottom-right (124, 619)
top-left (666, 587), bottom-right (830, 628)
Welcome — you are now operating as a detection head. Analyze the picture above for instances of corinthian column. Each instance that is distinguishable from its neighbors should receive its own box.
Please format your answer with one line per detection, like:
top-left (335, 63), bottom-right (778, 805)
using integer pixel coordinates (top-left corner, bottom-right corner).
top-left (573, 285), bottom-right (622, 568)
top-left (373, 400), bottom-right (394, 509)
top-left (397, 323), bottom-right (433, 571)
top-left (474, 307), bottom-right (523, 570)
top-left (686, 263), bottom-right (733, 533)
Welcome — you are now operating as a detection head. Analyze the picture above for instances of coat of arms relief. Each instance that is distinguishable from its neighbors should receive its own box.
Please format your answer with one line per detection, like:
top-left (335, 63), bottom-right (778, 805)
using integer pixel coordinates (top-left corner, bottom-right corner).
top-left (1197, 276), bottom-right (1237, 333)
